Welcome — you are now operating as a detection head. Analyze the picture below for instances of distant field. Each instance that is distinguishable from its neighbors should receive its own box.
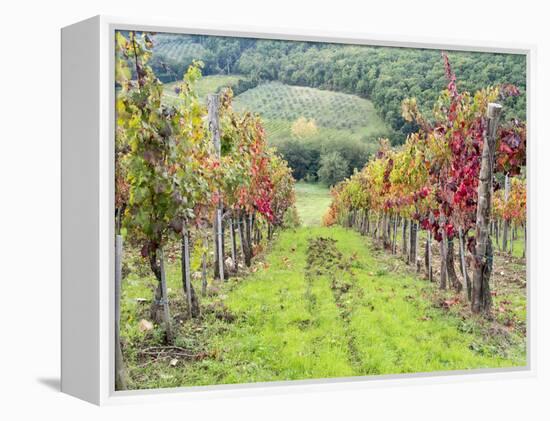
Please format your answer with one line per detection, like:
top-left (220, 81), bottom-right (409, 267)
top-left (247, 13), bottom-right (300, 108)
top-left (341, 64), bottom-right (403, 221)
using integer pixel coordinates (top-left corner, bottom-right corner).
top-left (161, 78), bottom-right (390, 145)
top-left (233, 82), bottom-right (389, 141)
top-left (153, 34), bottom-right (206, 63)
top-left (295, 182), bottom-right (332, 227)
top-left (163, 75), bottom-right (245, 105)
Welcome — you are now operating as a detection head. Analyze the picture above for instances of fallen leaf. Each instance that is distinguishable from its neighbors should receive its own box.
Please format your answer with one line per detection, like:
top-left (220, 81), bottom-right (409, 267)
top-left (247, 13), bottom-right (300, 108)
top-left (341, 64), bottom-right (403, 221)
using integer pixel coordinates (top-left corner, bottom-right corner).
top-left (441, 297), bottom-right (460, 309)
top-left (138, 319), bottom-right (154, 332)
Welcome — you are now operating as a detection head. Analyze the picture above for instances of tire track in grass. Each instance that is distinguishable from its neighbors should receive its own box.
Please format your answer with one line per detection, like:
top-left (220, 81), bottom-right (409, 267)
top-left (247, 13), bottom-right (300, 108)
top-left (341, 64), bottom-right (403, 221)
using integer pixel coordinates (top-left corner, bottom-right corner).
top-left (216, 228), bottom-right (353, 381)
top-left (305, 236), bottom-right (363, 370)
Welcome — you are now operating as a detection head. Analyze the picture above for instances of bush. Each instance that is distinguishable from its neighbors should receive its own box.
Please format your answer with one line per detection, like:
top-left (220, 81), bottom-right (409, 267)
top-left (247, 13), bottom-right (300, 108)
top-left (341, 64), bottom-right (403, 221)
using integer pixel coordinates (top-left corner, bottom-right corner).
top-left (318, 151), bottom-right (349, 186)
top-left (282, 206), bottom-right (301, 228)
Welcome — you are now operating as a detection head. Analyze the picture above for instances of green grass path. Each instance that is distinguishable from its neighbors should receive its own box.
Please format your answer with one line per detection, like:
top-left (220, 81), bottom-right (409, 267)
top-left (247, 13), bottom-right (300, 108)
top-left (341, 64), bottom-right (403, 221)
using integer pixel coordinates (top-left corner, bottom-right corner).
top-left (295, 182), bottom-right (332, 226)
top-left (136, 226), bottom-right (523, 388)
top-left (122, 183), bottom-right (525, 389)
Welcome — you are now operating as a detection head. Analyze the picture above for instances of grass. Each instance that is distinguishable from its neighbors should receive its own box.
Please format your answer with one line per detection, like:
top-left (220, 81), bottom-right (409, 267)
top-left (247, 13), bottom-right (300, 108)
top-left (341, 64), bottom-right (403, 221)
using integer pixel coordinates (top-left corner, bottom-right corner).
top-left (384, 218), bottom-right (525, 263)
top-left (492, 228), bottom-right (526, 259)
top-left (161, 78), bottom-right (390, 154)
top-left (120, 226), bottom-right (526, 390)
top-left (162, 79), bottom-right (390, 146)
top-left (294, 182), bottom-right (332, 227)
top-left (163, 75), bottom-right (245, 104)
top-left (233, 82), bottom-right (390, 142)
top-left (153, 34), bottom-right (206, 63)
top-left (119, 188), bottom-right (526, 389)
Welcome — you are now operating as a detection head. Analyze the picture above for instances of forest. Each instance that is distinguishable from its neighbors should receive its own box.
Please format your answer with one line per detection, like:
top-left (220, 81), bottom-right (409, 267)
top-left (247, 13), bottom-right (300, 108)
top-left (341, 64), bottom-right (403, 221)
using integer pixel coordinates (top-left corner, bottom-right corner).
top-left (114, 31), bottom-right (527, 390)
top-left (152, 34), bottom-right (526, 137)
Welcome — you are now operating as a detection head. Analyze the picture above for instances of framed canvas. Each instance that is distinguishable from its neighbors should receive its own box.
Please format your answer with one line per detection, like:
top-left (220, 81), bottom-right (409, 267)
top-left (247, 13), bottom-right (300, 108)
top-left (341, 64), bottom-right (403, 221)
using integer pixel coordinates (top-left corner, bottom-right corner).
top-left (61, 15), bottom-right (535, 405)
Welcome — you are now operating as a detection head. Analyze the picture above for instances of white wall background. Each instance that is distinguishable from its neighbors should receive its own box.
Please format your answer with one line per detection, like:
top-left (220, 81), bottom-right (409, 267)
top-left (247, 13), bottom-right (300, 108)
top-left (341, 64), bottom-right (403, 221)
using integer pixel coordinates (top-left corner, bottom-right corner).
top-left (1, 0), bottom-right (548, 419)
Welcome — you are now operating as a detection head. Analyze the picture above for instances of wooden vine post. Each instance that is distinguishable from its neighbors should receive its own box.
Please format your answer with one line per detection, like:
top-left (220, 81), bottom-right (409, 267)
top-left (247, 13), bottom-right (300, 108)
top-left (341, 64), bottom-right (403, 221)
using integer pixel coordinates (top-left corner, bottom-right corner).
top-left (158, 249), bottom-right (174, 343)
top-left (458, 227), bottom-right (470, 300)
top-left (182, 223), bottom-right (193, 318)
top-left (392, 216), bottom-right (398, 254)
top-left (230, 217), bottom-right (237, 272)
top-left (409, 221), bottom-right (417, 265)
top-left (402, 219), bottom-right (408, 259)
top-left (208, 94), bottom-right (224, 281)
top-left (115, 234), bottom-right (128, 390)
top-left (511, 225), bottom-right (515, 254)
top-left (427, 230), bottom-right (432, 282)
top-left (201, 232), bottom-right (208, 296)
top-left (415, 223), bottom-right (420, 272)
top-left (472, 103), bottom-right (502, 314)
top-left (502, 173), bottom-right (510, 251)
top-left (439, 228), bottom-right (448, 289)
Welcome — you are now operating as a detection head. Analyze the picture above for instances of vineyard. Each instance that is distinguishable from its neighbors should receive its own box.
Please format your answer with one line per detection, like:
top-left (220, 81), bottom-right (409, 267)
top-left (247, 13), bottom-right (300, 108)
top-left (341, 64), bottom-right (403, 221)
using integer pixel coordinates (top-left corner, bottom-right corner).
top-left (114, 32), bottom-right (527, 391)
top-left (162, 75), bottom-right (245, 104)
top-left (233, 81), bottom-right (389, 141)
top-left (322, 55), bottom-right (526, 314)
top-left (153, 34), bottom-right (206, 62)
top-left (151, 34), bottom-right (207, 82)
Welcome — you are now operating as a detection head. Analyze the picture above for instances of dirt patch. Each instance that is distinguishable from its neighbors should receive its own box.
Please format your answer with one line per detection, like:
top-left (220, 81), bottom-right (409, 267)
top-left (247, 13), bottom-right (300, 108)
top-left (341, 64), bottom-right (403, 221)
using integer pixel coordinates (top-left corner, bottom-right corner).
top-left (137, 346), bottom-right (211, 364)
top-left (203, 300), bottom-right (237, 323)
top-left (305, 236), bottom-right (363, 368)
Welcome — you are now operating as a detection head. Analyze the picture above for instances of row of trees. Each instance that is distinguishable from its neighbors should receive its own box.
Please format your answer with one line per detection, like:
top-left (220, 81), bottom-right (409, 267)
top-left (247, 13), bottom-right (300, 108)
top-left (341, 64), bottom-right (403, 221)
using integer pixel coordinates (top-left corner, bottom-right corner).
top-left (114, 32), bottom-right (296, 388)
top-left (274, 136), bottom-right (374, 185)
top-left (323, 54), bottom-right (526, 316)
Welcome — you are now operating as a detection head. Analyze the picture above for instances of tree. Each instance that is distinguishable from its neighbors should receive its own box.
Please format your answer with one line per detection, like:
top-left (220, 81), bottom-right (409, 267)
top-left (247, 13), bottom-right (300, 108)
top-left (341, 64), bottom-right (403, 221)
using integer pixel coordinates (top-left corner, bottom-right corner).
top-left (318, 151), bottom-right (349, 186)
top-left (291, 116), bottom-right (318, 139)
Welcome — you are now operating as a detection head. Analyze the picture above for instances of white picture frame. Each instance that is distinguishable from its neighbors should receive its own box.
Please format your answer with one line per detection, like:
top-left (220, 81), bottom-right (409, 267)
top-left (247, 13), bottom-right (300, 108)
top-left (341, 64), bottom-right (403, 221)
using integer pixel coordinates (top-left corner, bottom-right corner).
top-left (61, 15), bottom-right (536, 405)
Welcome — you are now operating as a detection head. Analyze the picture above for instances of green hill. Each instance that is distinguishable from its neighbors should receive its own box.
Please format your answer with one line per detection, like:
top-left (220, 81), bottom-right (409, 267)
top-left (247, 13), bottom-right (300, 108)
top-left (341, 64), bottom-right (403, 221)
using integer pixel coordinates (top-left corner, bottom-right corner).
top-left (160, 77), bottom-right (391, 181)
top-left (163, 75), bottom-right (244, 105)
top-left (153, 34), bottom-right (206, 63)
top-left (233, 82), bottom-right (390, 142)
top-left (162, 78), bottom-right (390, 144)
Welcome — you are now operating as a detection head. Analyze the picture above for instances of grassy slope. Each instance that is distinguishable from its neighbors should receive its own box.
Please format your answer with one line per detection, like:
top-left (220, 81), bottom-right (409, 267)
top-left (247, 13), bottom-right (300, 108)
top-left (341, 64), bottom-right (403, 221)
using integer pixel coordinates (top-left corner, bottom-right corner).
top-left (233, 82), bottom-right (389, 142)
top-left (153, 34), bottom-right (206, 62)
top-left (121, 226), bottom-right (525, 389)
top-left (120, 183), bottom-right (525, 389)
top-left (161, 78), bottom-right (390, 150)
top-left (219, 227), bottom-right (524, 379)
top-left (162, 75), bottom-right (244, 105)
top-left (294, 182), bottom-right (332, 227)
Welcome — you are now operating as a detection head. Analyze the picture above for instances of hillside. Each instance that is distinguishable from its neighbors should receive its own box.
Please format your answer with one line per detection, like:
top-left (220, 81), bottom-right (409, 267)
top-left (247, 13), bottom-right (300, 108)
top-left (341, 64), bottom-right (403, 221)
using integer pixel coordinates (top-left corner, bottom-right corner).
top-left (162, 75), bottom-right (244, 104)
top-left (154, 34), bottom-right (206, 62)
top-left (162, 77), bottom-right (390, 143)
top-left (151, 34), bottom-right (207, 82)
top-left (150, 34), bottom-right (526, 141)
top-left (233, 82), bottom-right (389, 142)
top-left (161, 76), bottom-right (391, 180)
